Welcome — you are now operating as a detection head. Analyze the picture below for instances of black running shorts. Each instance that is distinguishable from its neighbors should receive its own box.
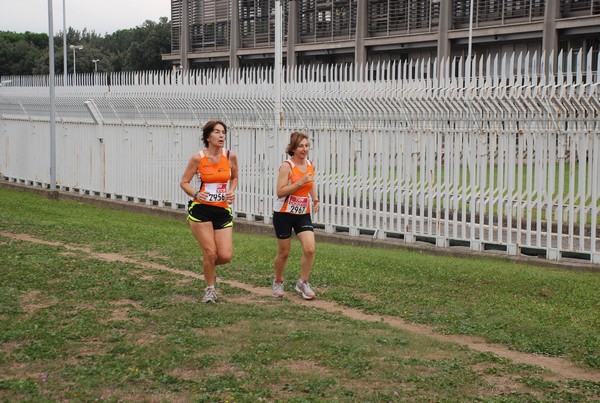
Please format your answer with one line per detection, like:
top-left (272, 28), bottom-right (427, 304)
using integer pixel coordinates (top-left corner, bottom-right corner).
top-left (272, 211), bottom-right (313, 239)
top-left (187, 201), bottom-right (233, 230)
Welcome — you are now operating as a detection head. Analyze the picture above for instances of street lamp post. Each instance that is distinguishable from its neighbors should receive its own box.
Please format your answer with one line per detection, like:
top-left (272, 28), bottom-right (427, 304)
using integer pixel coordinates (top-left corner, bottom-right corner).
top-left (48, 0), bottom-right (57, 191)
top-left (63, 0), bottom-right (67, 86)
top-left (92, 59), bottom-right (100, 86)
top-left (69, 44), bottom-right (83, 85)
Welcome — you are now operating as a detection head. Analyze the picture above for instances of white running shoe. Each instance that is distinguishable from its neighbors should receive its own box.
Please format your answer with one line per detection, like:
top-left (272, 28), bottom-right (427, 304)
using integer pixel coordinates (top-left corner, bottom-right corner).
top-left (295, 280), bottom-right (316, 300)
top-left (272, 280), bottom-right (285, 297)
top-left (202, 287), bottom-right (218, 303)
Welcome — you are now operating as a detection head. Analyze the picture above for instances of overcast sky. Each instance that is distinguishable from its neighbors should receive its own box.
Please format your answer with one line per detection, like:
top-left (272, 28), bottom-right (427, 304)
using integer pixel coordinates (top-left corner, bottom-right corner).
top-left (0, 0), bottom-right (171, 35)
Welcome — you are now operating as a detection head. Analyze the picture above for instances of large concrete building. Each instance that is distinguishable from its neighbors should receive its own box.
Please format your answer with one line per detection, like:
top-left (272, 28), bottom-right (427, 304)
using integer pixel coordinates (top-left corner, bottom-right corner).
top-left (162, 0), bottom-right (600, 69)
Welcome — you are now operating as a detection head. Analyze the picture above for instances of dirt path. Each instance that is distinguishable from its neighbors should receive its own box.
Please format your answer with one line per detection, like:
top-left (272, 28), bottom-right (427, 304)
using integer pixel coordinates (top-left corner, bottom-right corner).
top-left (4, 231), bottom-right (599, 382)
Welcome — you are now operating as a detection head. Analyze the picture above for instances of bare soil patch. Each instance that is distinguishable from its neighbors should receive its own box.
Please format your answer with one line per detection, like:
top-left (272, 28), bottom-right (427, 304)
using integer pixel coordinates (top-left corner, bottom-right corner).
top-left (21, 290), bottom-right (58, 316)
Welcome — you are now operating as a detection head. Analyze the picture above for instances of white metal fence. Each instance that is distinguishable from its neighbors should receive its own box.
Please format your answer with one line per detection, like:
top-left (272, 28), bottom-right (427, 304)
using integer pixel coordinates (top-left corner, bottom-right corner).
top-left (1, 49), bottom-right (599, 264)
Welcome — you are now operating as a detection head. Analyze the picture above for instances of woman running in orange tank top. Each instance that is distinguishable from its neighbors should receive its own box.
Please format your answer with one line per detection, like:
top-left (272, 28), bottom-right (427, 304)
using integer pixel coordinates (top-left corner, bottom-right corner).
top-left (180, 120), bottom-right (238, 303)
top-left (271, 132), bottom-right (320, 300)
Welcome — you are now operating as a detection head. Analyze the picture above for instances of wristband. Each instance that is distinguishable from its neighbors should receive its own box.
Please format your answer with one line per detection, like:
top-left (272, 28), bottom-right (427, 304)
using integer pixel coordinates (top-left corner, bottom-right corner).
top-left (193, 190), bottom-right (199, 199)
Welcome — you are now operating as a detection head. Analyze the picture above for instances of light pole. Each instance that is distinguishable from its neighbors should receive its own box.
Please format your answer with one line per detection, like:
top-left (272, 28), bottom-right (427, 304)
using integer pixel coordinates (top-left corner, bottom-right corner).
top-left (63, 0), bottom-right (67, 85)
top-left (92, 59), bottom-right (100, 72)
top-left (69, 44), bottom-right (83, 85)
top-left (48, 0), bottom-right (57, 191)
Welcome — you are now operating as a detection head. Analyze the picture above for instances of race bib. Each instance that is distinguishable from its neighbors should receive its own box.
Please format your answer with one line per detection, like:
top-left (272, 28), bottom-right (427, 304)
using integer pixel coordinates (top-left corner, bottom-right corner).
top-left (285, 195), bottom-right (309, 214)
top-left (204, 183), bottom-right (227, 202)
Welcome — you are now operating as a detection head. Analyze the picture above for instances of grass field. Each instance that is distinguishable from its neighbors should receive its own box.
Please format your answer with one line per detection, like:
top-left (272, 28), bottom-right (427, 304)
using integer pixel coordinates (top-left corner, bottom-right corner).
top-left (1, 187), bottom-right (599, 401)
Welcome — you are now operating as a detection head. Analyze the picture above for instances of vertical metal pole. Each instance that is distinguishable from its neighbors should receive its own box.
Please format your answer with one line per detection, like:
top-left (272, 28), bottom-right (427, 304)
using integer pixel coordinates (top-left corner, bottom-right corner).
top-left (73, 47), bottom-right (76, 83)
top-left (467, 0), bottom-right (474, 81)
top-left (274, 0), bottom-right (283, 130)
top-left (48, 0), bottom-right (57, 190)
top-left (268, 0), bottom-right (283, 225)
top-left (63, 0), bottom-right (67, 85)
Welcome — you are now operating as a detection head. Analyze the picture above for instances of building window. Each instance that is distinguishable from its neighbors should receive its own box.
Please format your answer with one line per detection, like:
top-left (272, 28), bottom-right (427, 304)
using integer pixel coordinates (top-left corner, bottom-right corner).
top-left (189, 0), bottom-right (230, 51)
top-left (299, 0), bottom-right (356, 43)
top-left (240, 0), bottom-right (288, 48)
top-left (369, 0), bottom-right (440, 36)
top-left (453, 0), bottom-right (545, 29)
top-left (561, 0), bottom-right (600, 17)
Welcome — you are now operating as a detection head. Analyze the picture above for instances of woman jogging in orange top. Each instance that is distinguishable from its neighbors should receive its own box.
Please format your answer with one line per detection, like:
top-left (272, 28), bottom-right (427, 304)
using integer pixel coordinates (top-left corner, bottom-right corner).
top-left (180, 120), bottom-right (238, 303)
top-left (272, 132), bottom-right (320, 300)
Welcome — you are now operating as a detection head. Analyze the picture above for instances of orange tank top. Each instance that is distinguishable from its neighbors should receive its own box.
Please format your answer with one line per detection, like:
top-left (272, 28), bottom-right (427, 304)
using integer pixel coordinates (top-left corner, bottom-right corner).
top-left (195, 148), bottom-right (231, 208)
top-left (273, 159), bottom-right (314, 214)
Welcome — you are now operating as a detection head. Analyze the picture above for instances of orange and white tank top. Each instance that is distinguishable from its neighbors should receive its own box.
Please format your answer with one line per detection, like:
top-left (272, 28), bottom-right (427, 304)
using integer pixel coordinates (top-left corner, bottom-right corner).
top-left (273, 159), bottom-right (314, 215)
top-left (195, 148), bottom-right (231, 208)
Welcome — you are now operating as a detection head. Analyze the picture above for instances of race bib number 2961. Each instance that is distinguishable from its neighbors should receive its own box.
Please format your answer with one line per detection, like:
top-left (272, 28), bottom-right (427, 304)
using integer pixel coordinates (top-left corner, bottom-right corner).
top-left (286, 195), bottom-right (308, 214)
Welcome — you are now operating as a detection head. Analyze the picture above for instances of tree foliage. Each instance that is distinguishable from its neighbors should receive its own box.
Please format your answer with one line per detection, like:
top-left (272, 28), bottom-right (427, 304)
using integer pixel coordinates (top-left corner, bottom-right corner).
top-left (0, 17), bottom-right (171, 76)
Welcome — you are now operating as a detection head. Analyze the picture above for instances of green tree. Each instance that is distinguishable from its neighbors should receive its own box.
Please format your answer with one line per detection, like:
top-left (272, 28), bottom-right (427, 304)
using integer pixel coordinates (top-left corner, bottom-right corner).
top-left (115, 18), bottom-right (171, 71)
top-left (0, 18), bottom-right (171, 77)
top-left (0, 32), bottom-right (48, 75)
